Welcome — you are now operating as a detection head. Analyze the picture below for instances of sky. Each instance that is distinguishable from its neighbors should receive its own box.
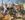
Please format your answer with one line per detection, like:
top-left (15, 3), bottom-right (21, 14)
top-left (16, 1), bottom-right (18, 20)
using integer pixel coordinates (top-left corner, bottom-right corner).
top-left (0, 0), bottom-right (2, 3)
top-left (0, 0), bottom-right (25, 4)
top-left (0, 0), bottom-right (16, 4)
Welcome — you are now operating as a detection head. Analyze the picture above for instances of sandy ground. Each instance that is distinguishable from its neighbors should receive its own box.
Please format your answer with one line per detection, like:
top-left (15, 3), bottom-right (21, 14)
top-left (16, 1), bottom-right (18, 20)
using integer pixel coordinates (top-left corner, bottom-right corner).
top-left (0, 14), bottom-right (23, 20)
top-left (0, 13), bottom-right (14, 20)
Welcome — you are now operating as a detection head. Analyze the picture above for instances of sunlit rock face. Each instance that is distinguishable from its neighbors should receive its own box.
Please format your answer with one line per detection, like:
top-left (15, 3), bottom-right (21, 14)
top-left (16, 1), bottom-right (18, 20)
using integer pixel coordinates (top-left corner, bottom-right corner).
top-left (14, 3), bottom-right (24, 11)
top-left (2, 4), bottom-right (7, 16)
top-left (14, 4), bottom-right (20, 11)
top-left (23, 3), bottom-right (25, 10)
top-left (3, 4), bottom-right (7, 13)
top-left (7, 2), bottom-right (14, 8)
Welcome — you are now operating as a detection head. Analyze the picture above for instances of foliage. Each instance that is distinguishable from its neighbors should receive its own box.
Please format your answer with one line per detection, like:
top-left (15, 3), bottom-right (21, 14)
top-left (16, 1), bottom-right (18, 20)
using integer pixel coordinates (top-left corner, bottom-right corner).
top-left (9, 9), bottom-right (13, 16)
top-left (20, 10), bottom-right (25, 15)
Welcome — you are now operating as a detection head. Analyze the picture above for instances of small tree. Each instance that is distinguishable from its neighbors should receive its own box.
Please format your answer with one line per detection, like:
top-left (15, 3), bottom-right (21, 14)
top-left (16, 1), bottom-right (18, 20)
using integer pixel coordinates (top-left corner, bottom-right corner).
top-left (20, 10), bottom-right (25, 15)
top-left (9, 8), bottom-right (13, 16)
